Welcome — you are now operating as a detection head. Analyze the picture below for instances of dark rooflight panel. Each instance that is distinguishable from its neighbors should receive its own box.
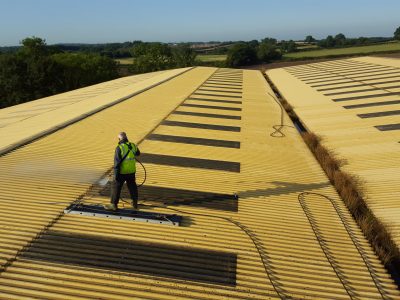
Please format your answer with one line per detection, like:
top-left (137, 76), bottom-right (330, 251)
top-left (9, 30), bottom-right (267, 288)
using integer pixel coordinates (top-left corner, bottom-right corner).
top-left (193, 92), bottom-right (242, 99)
top-left (306, 78), bottom-right (353, 85)
top-left (358, 110), bottom-right (400, 118)
top-left (198, 88), bottom-right (242, 94)
top-left (206, 80), bottom-right (243, 85)
top-left (301, 67), bottom-right (396, 80)
top-left (202, 84), bottom-right (242, 90)
top-left (161, 120), bottom-right (241, 132)
top-left (24, 230), bottom-right (237, 286)
top-left (147, 134), bottom-right (241, 149)
top-left (314, 74), bottom-right (400, 87)
top-left (375, 123), bottom-right (400, 131)
top-left (210, 78), bottom-right (242, 81)
top-left (140, 153), bottom-right (241, 172)
top-left (333, 92), bottom-right (400, 102)
top-left (296, 66), bottom-right (388, 77)
top-left (204, 82), bottom-right (242, 87)
top-left (325, 84), bottom-right (400, 96)
top-left (181, 103), bottom-right (242, 111)
top-left (186, 97), bottom-right (242, 104)
top-left (317, 79), bottom-right (400, 91)
top-left (306, 71), bottom-right (400, 85)
top-left (343, 100), bottom-right (400, 109)
top-left (173, 111), bottom-right (241, 120)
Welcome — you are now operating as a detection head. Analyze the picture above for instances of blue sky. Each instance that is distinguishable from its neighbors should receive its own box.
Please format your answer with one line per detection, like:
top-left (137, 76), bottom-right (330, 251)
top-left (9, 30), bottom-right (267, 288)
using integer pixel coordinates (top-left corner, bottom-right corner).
top-left (1, 0), bottom-right (399, 46)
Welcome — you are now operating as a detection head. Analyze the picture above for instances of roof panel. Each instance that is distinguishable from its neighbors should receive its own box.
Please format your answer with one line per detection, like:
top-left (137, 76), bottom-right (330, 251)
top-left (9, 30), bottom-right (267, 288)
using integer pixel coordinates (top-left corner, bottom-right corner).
top-left (267, 57), bottom-right (400, 256)
top-left (0, 67), bottom-right (398, 299)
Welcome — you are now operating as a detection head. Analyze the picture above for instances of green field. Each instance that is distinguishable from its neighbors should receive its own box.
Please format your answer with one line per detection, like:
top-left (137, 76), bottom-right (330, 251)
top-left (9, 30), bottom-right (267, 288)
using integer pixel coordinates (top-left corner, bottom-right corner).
top-left (115, 57), bottom-right (133, 65)
top-left (284, 42), bottom-right (400, 59)
top-left (196, 54), bottom-right (226, 62)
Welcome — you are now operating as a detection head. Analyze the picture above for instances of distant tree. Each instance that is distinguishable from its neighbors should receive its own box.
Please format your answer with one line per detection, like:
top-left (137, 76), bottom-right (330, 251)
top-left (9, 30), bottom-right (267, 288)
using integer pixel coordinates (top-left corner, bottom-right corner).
top-left (280, 40), bottom-right (297, 53)
top-left (0, 36), bottom-right (119, 109)
top-left (0, 37), bottom-right (61, 108)
top-left (261, 37), bottom-right (277, 45)
top-left (53, 53), bottom-right (118, 91)
top-left (18, 37), bottom-right (62, 100)
top-left (0, 54), bottom-right (29, 108)
top-left (305, 35), bottom-right (316, 43)
top-left (248, 40), bottom-right (260, 48)
top-left (172, 44), bottom-right (197, 67)
top-left (318, 35), bottom-right (336, 48)
top-left (130, 42), bottom-right (173, 73)
top-left (394, 26), bottom-right (400, 40)
top-left (334, 33), bottom-right (347, 46)
top-left (19, 36), bottom-right (48, 57)
top-left (257, 42), bottom-right (282, 62)
top-left (226, 43), bottom-right (257, 67)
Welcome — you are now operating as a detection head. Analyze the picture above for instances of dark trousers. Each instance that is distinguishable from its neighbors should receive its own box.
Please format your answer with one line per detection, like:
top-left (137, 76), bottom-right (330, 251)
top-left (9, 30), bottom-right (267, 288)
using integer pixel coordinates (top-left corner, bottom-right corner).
top-left (111, 173), bottom-right (138, 208)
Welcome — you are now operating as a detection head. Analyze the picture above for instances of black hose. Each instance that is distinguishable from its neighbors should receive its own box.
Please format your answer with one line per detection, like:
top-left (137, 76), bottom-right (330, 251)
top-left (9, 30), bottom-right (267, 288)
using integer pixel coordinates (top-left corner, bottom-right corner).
top-left (137, 203), bottom-right (287, 299)
top-left (261, 71), bottom-right (295, 138)
top-left (299, 192), bottom-right (388, 299)
top-left (267, 91), bottom-right (295, 138)
top-left (136, 158), bottom-right (146, 187)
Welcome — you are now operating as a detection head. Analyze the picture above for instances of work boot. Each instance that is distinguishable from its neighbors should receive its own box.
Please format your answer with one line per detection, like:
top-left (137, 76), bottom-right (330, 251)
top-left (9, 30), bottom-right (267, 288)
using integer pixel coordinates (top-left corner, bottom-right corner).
top-left (130, 200), bottom-right (138, 210)
top-left (104, 203), bottom-right (117, 211)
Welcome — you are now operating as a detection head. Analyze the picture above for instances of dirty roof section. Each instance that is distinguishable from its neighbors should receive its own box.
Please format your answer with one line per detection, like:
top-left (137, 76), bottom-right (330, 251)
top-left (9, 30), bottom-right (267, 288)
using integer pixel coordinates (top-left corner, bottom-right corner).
top-left (0, 66), bottom-right (399, 299)
top-left (267, 57), bottom-right (400, 253)
top-left (0, 67), bottom-right (191, 155)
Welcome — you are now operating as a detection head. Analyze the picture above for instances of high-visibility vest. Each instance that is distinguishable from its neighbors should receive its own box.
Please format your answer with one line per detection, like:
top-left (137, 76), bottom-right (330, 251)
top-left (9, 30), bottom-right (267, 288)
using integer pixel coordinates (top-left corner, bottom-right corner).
top-left (118, 142), bottom-right (137, 174)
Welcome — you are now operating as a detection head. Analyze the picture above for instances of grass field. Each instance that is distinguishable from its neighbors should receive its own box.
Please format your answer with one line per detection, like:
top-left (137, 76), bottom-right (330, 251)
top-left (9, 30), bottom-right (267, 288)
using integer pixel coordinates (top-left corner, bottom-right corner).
top-left (284, 42), bottom-right (400, 59)
top-left (115, 57), bottom-right (133, 65)
top-left (196, 54), bottom-right (226, 62)
top-left (296, 44), bottom-right (319, 50)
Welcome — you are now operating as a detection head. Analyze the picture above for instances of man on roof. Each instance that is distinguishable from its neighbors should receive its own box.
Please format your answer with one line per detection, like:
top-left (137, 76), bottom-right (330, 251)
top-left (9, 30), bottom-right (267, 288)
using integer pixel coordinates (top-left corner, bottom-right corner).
top-left (104, 132), bottom-right (140, 211)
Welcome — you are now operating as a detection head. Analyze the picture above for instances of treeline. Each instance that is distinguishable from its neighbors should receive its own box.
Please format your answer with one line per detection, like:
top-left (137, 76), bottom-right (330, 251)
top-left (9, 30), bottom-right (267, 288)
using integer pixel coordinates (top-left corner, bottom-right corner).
top-left (0, 38), bottom-right (199, 108)
top-left (0, 37), bottom-right (119, 108)
top-left (226, 38), bottom-right (296, 67)
top-left (56, 42), bottom-right (136, 58)
top-left (0, 41), bottom-right (139, 58)
top-left (224, 26), bottom-right (400, 67)
top-left (0, 41), bottom-right (231, 58)
top-left (316, 34), bottom-right (392, 48)
top-left (129, 42), bottom-right (197, 73)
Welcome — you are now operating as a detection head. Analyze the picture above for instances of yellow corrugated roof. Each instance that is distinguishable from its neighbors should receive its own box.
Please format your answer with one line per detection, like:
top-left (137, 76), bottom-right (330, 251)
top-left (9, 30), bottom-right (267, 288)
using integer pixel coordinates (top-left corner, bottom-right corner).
top-left (0, 66), bottom-right (398, 299)
top-left (267, 57), bottom-right (400, 254)
top-left (0, 67), bottom-right (191, 155)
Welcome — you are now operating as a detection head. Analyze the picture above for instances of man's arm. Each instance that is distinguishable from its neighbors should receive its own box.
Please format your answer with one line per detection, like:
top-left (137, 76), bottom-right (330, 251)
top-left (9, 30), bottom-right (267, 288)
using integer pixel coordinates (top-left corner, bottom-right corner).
top-left (114, 146), bottom-right (122, 175)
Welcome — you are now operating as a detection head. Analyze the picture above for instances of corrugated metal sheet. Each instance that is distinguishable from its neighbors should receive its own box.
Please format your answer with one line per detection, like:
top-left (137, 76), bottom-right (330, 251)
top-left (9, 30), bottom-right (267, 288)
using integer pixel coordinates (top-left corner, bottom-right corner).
top-left (0, 67), bottom-right (398, 299)
top-left (267, 57), bottom-right (400, 254)
top-left (0, 67), bottom-right (191, 155)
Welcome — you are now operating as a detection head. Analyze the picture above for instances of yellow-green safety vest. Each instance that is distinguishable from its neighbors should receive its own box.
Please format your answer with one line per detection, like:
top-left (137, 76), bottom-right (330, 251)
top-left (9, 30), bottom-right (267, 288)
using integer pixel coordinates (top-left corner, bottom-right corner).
top-left (118, 142), bottom-right (137, 174)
